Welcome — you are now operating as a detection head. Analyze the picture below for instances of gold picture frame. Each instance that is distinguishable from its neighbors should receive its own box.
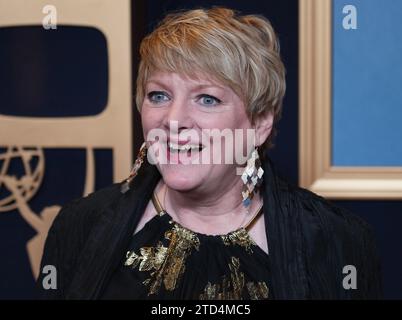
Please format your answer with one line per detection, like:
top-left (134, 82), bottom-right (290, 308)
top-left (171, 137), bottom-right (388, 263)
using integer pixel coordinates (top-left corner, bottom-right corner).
top-left (299, 0), bottom-right (402, 199)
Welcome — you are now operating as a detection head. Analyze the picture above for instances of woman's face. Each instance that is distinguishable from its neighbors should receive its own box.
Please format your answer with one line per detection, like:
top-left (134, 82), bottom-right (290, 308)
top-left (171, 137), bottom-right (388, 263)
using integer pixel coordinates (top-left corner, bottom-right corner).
top-left (141, 70), bottom-right (259, 194)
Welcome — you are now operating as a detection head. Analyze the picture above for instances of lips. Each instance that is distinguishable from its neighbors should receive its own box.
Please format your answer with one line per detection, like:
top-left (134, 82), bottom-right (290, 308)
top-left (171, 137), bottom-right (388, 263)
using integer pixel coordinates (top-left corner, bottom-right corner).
top-left (168, 141), bottom-right (204, 152)
top-left (166, 139), bottom-right (205, 153)
top-left (163, 139), bottom-right (204, 164)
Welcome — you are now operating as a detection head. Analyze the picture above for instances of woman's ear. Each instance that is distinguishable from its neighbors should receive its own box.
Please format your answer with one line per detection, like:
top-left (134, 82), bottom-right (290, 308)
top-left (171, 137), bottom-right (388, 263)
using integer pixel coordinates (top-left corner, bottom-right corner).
top-left (254, 111), bottom-right (274, 147)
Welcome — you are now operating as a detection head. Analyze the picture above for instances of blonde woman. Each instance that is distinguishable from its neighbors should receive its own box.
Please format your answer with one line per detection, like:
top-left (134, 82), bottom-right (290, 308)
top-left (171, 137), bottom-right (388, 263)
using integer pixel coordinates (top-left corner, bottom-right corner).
top-left (38, 7), bottom-right (381, 299)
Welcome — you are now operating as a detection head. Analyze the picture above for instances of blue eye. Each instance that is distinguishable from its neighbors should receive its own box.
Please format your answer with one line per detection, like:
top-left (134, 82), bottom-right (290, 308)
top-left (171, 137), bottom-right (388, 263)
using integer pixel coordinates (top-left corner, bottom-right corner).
top-left (198, 94), bottom-right (221, 106)
top-left (147, 91), bottom-right (170, 104)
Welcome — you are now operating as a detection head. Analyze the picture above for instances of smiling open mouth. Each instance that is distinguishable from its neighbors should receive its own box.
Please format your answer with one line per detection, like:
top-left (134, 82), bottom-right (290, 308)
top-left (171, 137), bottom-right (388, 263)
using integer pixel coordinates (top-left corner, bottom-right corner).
top-left (167, 141), bottom-right (205, 156)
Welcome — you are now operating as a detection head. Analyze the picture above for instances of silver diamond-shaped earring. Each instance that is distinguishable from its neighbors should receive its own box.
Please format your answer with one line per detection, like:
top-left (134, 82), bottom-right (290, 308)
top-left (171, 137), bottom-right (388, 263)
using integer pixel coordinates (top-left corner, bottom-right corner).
top-left (241, 147), bottom-right (264, 207)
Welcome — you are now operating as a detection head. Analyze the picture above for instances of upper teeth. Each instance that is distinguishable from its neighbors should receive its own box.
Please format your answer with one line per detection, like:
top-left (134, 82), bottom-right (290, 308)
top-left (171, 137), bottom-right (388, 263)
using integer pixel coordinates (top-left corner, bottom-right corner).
top-left (168, 142), bottom-right (201, 151)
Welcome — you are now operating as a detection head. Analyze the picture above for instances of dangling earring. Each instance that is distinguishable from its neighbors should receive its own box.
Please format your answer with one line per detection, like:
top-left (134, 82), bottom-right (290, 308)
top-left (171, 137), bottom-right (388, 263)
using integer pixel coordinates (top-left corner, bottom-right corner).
top-left (241, 147), bottom-right (264, 207)
top-left (120, 141), bottom-right (148, 194)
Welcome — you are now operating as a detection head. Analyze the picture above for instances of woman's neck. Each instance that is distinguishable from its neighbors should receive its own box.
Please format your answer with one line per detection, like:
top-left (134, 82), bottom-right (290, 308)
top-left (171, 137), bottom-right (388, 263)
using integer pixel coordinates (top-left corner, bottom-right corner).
top-left (157, 178), bottom-right (263, 235)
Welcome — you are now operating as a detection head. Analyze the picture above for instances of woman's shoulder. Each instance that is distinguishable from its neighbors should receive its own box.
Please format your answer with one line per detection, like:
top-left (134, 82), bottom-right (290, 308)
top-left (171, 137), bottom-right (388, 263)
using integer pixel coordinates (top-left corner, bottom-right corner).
top-left (50, 182), bottom-right (124, 235)
top-left (38, 182), bottom-right (128, 298)
top-left (264, 158), bottom-right (373, 238)
top-left (274, 178), bottom-right (382, 298)
top-left (276, 176), bottom-right (375, 241)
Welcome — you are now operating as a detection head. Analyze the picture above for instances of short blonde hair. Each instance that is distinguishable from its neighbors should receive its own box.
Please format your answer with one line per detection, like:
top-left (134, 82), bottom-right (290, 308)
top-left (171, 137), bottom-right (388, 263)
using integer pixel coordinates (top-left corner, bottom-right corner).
top-left (136, 7), bottom-right (286, 150)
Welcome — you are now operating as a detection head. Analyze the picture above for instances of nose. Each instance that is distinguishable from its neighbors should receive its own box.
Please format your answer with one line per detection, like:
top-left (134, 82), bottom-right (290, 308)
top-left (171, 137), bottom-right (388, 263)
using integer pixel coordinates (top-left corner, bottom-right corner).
top-left (163, 96), bottom-right (194, 133)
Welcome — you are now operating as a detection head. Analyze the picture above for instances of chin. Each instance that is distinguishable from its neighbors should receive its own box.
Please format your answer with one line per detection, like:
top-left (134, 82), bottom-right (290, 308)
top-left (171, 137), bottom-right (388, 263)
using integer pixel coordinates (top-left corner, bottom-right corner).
top-left (159, 164), bottom-right (204, 191)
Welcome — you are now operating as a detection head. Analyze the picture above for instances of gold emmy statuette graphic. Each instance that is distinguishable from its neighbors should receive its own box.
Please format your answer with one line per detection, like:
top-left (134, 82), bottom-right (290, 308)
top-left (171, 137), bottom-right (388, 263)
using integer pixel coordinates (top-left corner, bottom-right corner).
top-left (0, 146), bottom-right (95, 279)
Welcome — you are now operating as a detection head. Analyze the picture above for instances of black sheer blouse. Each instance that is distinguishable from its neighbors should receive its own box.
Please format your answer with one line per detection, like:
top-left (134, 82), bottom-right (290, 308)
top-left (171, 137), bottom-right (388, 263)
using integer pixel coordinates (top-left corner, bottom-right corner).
top-left (37, 158), bottom-right (382, 299)
top-left (100, 193), bottom-right (272, 300)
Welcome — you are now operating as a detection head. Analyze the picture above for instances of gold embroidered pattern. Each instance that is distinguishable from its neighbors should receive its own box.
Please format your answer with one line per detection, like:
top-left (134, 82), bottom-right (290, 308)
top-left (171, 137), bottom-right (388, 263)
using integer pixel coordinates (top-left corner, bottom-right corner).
top-left (125, 241), bottom-right (167, 271)
top-left (125, 222), bottom-right (200, 295)
top-left (199, 256), bottom-right (269, 300)
top-left (246, 281), bottom-right (269, 300)
top-left (221, 228), bottom-right (256, 254)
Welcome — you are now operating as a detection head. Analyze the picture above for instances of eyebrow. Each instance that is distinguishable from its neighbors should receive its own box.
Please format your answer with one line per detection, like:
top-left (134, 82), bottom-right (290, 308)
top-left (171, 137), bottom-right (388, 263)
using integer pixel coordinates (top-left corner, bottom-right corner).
top-left (145, 80), bottom-right (171, 91)
top-left (146, 79), bottom-right (226, 92)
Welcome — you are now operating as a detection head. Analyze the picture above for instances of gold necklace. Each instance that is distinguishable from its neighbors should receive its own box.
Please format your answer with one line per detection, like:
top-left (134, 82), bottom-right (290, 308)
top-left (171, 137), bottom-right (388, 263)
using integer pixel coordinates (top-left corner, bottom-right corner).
top-left (152, 185), bottom-right (264, 233)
